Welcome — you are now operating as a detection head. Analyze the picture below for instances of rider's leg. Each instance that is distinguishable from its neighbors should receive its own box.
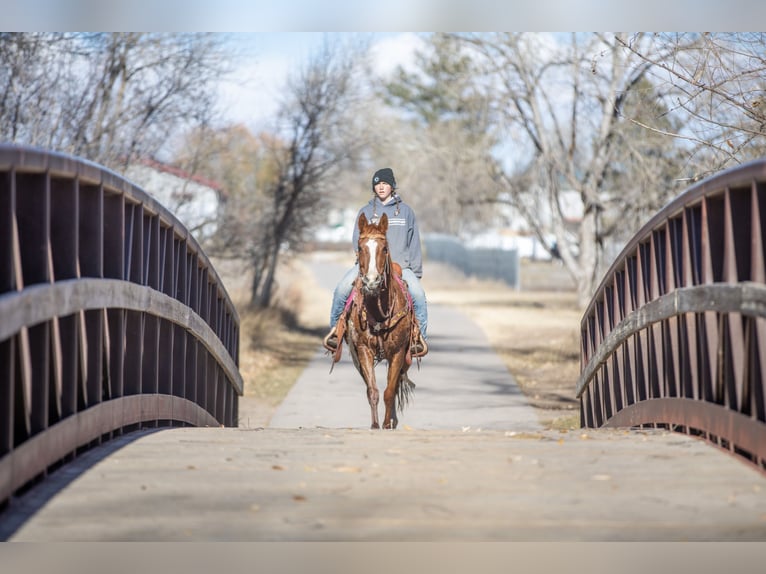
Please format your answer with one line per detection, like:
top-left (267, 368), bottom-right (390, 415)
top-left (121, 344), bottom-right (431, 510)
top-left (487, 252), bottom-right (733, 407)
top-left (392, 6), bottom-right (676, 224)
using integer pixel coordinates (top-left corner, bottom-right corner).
top-left (329, 265), bottom-right (359, 326)
top-left (402, 269), bottom-right (428, 357)
top-left (402, 269), bottom-right (427, 338)
top-left (323, 265), bottom-right (358, 351)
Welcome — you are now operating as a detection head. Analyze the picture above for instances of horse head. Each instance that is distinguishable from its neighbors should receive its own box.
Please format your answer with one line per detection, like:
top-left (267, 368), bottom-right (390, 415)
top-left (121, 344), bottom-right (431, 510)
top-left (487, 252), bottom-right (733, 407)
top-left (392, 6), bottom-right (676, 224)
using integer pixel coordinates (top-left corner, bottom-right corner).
top-left (357, 212), bottom-right (389, 295)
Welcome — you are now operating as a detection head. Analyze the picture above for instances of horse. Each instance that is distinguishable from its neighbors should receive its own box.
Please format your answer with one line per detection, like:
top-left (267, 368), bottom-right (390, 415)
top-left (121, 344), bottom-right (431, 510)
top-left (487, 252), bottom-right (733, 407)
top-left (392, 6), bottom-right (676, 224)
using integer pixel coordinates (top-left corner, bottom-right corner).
top-left (330, 212), bottom-right (418, 429)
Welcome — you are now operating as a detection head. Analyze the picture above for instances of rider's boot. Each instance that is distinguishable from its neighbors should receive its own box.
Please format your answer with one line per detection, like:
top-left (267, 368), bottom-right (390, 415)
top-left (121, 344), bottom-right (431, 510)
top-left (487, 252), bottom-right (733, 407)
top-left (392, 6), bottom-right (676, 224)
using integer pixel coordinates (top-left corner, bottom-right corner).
top-left (323, 324), bottom-right (339, 352)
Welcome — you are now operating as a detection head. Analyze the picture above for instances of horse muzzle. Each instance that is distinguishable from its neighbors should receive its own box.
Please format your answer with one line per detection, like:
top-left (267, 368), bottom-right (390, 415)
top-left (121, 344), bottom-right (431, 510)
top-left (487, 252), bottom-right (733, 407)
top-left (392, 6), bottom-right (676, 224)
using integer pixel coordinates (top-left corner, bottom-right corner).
top-left (360, 274), bottom-right (382, 294)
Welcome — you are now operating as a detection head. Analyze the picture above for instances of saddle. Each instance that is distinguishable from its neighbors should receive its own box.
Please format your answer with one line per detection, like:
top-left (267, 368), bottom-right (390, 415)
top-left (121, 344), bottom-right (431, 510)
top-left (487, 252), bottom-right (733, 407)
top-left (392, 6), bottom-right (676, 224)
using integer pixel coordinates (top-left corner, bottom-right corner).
top-left (327, 260), bottom-right (425, 367)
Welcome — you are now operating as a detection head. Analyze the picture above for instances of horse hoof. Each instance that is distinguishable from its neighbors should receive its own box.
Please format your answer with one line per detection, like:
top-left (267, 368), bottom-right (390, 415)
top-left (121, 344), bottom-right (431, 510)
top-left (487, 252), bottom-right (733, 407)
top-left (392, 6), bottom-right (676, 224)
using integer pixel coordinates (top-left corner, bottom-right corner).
top-left (371, 423), bottom-right (380, 429)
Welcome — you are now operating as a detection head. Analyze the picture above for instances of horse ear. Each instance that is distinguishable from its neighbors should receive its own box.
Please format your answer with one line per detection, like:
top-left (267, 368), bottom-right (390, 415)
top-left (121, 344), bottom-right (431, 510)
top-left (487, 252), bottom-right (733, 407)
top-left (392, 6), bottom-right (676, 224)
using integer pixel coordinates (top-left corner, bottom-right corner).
top-left (358, 213), bottom-right (368, 232)
top-left (379, 213), bottom-right (388, 232)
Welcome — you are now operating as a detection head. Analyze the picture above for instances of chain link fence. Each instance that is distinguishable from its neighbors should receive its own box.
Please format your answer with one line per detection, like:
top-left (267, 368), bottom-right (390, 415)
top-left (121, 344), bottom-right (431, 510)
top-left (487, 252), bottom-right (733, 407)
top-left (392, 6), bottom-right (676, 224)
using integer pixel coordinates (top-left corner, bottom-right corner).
top-left (423, 233), bottom-right (520, 289)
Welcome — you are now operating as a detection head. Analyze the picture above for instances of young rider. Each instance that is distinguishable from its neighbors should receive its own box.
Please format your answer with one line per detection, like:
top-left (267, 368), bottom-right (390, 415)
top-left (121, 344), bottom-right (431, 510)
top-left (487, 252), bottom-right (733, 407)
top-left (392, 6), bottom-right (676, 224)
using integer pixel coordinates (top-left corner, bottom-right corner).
top-left (322, 167), bottom-right (428, 357)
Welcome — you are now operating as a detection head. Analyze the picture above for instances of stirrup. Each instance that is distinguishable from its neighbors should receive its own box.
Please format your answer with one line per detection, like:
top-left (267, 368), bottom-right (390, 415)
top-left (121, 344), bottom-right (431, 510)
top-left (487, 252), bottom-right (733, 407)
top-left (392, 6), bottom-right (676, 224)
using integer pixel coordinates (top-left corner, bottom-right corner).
top-left (323, 326), bottom-right (339, 352)
top-left (411, 334), bottom-right (428, 358)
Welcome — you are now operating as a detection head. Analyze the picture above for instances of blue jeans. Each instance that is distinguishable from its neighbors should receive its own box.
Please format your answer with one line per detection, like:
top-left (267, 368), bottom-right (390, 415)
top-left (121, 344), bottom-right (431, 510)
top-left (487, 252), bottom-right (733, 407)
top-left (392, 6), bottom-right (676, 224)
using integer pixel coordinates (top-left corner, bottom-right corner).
top-left (330, 265), bottom-right (428, 339)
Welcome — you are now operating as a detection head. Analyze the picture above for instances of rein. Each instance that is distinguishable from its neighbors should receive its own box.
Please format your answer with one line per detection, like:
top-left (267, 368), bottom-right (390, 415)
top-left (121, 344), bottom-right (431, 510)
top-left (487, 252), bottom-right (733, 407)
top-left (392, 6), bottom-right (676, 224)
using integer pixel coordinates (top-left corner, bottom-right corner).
top-left (330, 215), bottom-right (418, 370)
top-left (357, 244), bottom-right (411, 336)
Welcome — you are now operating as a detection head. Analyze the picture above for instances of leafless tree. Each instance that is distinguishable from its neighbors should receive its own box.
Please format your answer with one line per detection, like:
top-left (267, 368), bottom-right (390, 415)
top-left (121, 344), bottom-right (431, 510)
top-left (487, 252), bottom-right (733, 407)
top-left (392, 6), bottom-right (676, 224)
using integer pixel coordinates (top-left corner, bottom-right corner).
top-left (615, 32), bottom-right (766, 180)
top-left (447, 33), bottom-right (686, 307)
top-left (0, 33), bottom-right (230, 171)
top-left (362, 117), bottom-right (499, 235)
top-left (376, 33), bottom-right (500, 234)
top-left (0, 33), bottom-right (69, 144)
top-left (248, 37), bottom-right (369, 308)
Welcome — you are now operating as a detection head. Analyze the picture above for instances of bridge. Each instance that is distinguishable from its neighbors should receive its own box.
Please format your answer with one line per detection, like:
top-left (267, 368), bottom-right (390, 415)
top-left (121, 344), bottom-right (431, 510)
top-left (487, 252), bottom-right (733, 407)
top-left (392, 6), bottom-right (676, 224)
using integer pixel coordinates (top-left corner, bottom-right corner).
top-left (1, 146), bottom-right (766, 542)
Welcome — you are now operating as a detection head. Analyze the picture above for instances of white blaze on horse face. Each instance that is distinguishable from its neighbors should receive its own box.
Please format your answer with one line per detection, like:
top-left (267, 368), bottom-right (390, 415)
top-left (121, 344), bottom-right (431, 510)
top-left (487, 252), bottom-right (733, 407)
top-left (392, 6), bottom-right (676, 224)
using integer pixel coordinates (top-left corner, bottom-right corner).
top-left (363, 238), bottom-right (381, 289)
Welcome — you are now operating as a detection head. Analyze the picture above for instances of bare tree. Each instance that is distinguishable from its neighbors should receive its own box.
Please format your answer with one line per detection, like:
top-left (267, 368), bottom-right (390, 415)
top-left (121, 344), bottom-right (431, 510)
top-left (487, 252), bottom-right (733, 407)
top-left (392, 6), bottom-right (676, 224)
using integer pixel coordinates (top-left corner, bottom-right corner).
top-left (615, 33), bottom-right (766, 180)
top-left (447, 33), bottom-right (686, 307)
top-left (0, 33), bottom-right (230, 171)
top-left (249, 37), bottom-right (368, 308)
top-left (373, 33), bottom-right (766, 306)
top-left (378, 33), bottom-right (500, 234)
top-left (361, 117), bottom-right (500, 235)
top-left (0, 33), bottom-right (71, 144)
top-left (176, 124), bottom-right (282, 260)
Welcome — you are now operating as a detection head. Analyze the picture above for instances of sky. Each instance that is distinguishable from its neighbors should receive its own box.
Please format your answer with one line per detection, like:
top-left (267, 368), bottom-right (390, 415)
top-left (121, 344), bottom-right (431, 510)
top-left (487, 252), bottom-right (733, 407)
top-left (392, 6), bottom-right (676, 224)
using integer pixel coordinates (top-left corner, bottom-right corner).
top-left (216, 33), bottom-right (426, 131)
top-left (5, 1), bottom-right (764, 146)
top-left (8, 1), bottom-right (764, 33)
top-left (8, 0), bottom-right (764, 131)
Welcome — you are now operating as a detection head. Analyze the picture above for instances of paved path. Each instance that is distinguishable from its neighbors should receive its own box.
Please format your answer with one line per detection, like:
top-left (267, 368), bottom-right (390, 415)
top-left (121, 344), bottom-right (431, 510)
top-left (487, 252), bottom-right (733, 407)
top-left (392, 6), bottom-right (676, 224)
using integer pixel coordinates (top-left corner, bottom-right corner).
top-left (268, 255), bottom-right (541, 431)
top-left (3, 254), bottom-right (766, 541)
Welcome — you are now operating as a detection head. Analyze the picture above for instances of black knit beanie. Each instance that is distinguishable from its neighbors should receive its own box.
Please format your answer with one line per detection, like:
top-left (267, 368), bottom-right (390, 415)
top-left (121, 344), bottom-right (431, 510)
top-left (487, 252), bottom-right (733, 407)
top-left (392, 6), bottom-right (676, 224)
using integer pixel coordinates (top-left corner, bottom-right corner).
top-left (371, 167), bottom-right (396, 190)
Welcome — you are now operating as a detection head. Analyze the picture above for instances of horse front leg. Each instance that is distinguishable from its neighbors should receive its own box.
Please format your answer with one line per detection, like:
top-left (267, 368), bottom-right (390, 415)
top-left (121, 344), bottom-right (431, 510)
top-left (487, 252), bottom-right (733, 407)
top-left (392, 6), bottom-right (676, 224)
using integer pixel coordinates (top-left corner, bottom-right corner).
top-left (356, 348), bottom-right (379, 429)
top-left (382, 353), bottom-right (406, 429)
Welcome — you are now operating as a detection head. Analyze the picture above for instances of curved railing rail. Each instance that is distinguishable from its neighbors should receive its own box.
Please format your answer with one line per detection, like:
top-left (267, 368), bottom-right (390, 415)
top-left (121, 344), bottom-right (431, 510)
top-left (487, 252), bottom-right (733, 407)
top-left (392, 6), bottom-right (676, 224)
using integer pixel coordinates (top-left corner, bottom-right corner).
top-left (0, 145), bottom-right (242, 505)
top-left (578, 158), bottom-right (766, 471)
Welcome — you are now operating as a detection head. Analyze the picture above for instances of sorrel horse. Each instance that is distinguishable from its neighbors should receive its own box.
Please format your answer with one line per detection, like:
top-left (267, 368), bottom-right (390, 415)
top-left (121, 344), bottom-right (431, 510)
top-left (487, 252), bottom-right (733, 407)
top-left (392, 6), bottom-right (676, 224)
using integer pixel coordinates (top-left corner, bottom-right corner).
top-left (330, 212), bottom-right (417, 429)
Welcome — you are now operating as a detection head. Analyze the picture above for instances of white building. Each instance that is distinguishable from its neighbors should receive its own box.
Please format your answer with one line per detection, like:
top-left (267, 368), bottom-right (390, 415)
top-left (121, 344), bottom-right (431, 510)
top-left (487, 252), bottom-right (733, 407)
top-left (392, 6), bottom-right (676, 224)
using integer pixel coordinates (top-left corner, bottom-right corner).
top-left (125, 159), bottom-right (223, 242)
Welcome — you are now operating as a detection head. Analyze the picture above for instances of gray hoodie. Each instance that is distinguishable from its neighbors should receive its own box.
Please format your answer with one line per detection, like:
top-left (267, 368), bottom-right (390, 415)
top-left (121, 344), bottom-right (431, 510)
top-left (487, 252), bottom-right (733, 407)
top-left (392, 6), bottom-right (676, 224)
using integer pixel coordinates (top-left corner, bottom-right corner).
top-left (352, 196), bottom-right (423, 278)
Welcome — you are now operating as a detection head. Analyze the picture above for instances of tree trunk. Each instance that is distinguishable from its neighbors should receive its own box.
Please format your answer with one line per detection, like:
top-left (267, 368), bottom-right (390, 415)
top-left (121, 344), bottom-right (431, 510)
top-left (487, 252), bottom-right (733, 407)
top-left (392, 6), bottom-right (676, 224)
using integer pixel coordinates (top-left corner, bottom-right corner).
top-left (252, 244), bottom-right (280, 308)
top-left (575, 207), bottom-right (599, 309)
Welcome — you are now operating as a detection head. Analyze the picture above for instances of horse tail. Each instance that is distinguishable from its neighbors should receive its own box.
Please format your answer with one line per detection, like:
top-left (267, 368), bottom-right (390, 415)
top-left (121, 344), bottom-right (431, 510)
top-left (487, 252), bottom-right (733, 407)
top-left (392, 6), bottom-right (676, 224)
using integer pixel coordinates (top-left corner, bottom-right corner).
top-left (397, 371), bottom-right (416, 410)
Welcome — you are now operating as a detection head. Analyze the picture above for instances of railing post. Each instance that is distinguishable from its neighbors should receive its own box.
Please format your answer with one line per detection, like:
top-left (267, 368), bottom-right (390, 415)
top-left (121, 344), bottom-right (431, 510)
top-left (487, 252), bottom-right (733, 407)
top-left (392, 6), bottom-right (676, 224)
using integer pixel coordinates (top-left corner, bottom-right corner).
top-left (578, 159), bottom-right (766, 472)
top-left (0, 145), bottom-right (243, 506)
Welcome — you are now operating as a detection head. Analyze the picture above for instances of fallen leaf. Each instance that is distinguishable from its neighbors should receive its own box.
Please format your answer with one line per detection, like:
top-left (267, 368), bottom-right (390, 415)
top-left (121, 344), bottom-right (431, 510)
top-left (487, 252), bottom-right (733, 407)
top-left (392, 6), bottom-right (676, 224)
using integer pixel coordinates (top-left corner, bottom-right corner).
top-left (272, 465), bottom-right (284, 471)
top-left (335, 466), bottom-right (362, 473)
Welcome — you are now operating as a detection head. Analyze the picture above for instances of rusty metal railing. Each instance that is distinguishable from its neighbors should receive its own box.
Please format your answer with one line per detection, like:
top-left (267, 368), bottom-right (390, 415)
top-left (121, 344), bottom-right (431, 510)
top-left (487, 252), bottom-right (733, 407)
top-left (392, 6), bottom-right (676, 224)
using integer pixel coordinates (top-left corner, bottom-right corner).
top-left (0, 145), bottom-right (242, 505)
top-left (578, 159), bottom-right (766, 472)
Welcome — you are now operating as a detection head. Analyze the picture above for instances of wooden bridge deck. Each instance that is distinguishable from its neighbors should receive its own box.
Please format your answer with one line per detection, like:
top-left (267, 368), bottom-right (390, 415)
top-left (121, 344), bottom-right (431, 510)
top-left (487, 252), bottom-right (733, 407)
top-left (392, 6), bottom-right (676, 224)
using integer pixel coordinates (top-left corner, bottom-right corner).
top-left (4, 425), bottom-right (766, 541)
top-left (3, 301), bottom-right (766, 541)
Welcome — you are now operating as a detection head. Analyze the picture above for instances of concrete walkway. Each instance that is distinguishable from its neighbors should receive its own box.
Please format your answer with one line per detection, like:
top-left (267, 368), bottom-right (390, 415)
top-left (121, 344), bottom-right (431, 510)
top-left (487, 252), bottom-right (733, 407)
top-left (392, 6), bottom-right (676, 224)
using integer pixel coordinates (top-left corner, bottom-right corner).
top-left (268, 303), bottom-right (542, 431)
top-left (268, 255), bottom-right (541, 431)
top-left (3, 254), bottom-right (766, 541)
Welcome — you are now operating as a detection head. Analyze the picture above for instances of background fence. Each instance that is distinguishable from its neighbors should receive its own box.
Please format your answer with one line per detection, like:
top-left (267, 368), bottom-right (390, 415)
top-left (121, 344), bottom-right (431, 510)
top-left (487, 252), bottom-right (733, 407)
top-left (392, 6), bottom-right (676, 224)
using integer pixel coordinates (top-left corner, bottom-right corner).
top-left (423, 233), bottom-right (520, 289)
top-left (0, 145), bottom-right (242, 506)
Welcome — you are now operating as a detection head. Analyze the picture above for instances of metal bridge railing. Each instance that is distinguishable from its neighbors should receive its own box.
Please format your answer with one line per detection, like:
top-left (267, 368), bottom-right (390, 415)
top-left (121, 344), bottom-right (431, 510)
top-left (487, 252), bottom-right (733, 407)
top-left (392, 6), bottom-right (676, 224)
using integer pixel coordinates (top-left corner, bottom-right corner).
top-left (0, 145), bottom-right (243, 505)
top-left (578, 159), bottom-right (766, 472)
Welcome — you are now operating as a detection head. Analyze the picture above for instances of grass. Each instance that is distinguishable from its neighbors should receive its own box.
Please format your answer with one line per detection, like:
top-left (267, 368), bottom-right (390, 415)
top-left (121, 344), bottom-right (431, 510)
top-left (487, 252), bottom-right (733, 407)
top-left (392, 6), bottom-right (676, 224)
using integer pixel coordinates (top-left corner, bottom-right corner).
top-left (227, 259), bottom-right (327, 411)
top-left (238, 306), bottom-right (321, 407)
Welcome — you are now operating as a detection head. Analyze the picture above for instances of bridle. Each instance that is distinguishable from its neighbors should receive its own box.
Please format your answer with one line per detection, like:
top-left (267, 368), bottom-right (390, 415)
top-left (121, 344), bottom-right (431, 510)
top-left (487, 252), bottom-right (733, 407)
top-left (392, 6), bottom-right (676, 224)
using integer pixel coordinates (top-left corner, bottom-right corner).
top-left (357, 233), bottom-right (408, 334)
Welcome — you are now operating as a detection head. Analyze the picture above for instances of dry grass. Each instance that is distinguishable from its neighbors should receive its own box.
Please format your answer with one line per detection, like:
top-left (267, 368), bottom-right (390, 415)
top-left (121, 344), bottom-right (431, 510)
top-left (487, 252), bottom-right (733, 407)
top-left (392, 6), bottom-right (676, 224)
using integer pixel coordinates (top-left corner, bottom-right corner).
top-left (211, 256), bottom-right (329, 427)
top-left (216, 253), bottom-right (584, 431)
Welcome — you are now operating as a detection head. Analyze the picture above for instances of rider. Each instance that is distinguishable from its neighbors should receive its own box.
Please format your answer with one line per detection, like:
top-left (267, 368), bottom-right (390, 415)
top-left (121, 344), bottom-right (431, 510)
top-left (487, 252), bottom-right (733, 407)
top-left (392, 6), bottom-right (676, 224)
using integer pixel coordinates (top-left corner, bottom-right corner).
top-left (322, 167), bottom-right (428, 357)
